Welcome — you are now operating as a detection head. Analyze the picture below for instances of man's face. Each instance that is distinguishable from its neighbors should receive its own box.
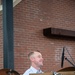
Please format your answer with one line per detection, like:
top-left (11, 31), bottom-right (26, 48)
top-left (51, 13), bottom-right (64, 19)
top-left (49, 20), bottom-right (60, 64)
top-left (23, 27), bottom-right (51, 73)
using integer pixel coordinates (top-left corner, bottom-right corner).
top-left (31, 52), bottom-right (43, 67)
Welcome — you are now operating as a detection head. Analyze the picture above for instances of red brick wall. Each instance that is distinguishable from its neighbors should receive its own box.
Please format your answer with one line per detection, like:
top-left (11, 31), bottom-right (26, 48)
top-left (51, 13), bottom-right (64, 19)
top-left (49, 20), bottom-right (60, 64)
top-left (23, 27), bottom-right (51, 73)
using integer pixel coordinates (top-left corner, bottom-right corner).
top-left (0, 0), bottom-right (75, 75)
top-left (0, 15), bottom-right (3, 69)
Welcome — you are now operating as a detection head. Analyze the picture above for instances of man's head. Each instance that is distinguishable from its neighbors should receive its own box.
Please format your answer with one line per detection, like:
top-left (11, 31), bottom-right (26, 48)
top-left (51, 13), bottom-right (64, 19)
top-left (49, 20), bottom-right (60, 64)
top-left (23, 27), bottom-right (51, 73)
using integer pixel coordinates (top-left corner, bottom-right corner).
top-left (28, 51), bottom-right (43, 69)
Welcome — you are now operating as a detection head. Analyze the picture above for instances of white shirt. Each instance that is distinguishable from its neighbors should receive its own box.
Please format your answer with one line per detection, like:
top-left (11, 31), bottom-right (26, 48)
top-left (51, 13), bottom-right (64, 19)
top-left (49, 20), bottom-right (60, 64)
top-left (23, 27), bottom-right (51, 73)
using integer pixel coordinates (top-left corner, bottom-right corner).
top-left (23, 66), bottom-right (43, 75)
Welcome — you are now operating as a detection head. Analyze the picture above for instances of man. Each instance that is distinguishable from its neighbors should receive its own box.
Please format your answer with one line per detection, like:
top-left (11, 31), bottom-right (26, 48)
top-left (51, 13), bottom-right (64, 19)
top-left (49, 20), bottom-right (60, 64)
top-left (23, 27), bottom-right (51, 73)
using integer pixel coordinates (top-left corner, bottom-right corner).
top-left (23, 51), bottom-right (44, 75)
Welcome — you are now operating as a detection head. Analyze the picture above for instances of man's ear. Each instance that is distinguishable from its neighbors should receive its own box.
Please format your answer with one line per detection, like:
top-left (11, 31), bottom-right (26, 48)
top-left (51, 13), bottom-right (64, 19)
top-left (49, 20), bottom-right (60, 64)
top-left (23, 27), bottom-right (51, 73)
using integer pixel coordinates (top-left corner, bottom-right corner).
top-left (30, 57), bottom-right (35, 62)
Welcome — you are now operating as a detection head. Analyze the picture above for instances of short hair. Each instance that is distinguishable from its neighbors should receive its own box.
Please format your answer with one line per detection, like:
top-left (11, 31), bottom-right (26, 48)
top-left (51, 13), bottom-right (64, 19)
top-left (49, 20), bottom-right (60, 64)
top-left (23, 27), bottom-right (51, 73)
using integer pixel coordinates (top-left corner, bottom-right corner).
top-left (6, 69), bottom-right (20, 75)
top-left (28, 50), bottom-right (40, 59)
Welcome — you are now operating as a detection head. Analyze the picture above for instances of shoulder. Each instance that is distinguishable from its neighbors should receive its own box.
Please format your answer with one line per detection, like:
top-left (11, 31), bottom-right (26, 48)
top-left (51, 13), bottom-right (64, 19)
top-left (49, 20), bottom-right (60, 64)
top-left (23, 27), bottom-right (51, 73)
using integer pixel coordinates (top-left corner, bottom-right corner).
top-left (23, 68), bottom-right (33, 75)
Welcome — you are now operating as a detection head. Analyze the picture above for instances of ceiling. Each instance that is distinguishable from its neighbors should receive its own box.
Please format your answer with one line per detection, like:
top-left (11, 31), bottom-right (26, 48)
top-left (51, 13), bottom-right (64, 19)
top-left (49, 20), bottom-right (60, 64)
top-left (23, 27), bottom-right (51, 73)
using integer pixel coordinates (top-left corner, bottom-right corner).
top-left (0, 0), bottom-right (22, 14)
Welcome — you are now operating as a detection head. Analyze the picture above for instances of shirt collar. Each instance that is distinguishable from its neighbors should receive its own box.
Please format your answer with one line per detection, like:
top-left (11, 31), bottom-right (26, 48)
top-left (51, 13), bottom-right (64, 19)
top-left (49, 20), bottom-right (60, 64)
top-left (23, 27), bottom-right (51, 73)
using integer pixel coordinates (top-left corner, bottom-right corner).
top-left (30, 66), bottom-right (38, 73)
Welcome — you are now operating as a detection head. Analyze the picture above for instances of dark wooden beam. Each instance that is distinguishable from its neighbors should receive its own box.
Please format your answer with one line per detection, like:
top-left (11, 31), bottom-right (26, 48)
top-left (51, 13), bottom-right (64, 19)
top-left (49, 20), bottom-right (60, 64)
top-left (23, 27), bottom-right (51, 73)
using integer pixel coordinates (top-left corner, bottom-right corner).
top-left (2, 0), bottom-right (14, 69)
top-left (43, 27), bottom-right (75, 40)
